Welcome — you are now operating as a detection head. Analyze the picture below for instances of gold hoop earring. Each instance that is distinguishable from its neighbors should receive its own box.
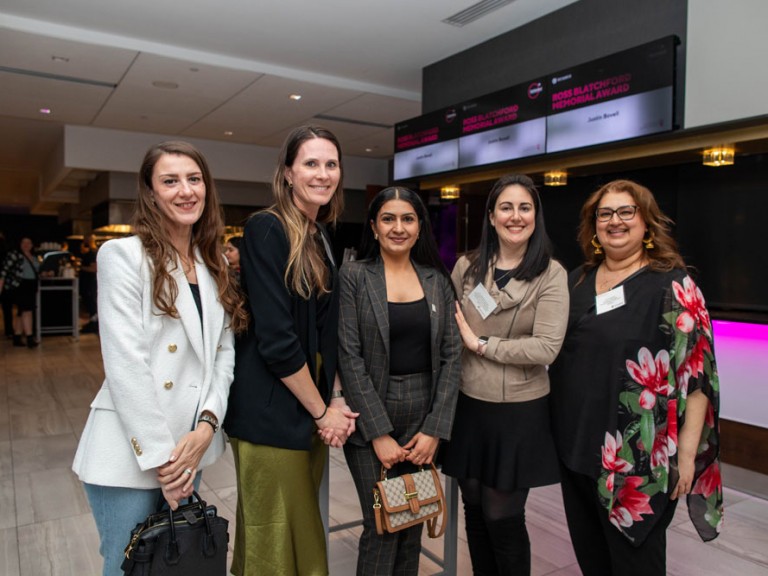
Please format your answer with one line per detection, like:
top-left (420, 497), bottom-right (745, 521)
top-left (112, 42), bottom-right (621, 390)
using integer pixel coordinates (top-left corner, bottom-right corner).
top-left (643, 230), bottom-right (655, 250)
top-left (591, 235), bottom-right (603, 255)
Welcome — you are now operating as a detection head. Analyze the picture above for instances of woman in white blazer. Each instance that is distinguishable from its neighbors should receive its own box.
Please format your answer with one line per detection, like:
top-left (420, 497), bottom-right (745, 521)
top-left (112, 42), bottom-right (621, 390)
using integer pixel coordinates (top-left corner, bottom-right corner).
top-left (72, 141), bottom-right (247, 576)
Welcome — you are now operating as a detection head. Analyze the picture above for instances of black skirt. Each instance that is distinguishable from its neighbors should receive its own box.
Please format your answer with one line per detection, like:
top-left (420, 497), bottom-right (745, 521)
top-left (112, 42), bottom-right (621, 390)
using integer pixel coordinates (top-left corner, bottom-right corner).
top-left (440, 392), bottom-right (560, 491)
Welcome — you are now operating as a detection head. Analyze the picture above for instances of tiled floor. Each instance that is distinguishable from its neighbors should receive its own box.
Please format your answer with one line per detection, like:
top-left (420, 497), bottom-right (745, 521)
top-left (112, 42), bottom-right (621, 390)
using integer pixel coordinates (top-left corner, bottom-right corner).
top-left (2, 332), bottom-right (768, 575)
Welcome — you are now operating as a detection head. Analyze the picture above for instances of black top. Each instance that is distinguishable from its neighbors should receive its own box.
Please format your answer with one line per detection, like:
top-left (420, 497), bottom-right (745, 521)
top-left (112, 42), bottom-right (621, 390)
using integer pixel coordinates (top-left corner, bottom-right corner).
top-left (224, 212), bottom-right (340, 450)
top-left (549, 264), bottom-right (723, 545)
top-left (388, 298), bottom-right (431, 375)
top-left (188, 283), bottom-right (202, 324)
top-left (550, 266), bottom-right (665, 477)
top-left (494, 267), bottom-right (515, 290)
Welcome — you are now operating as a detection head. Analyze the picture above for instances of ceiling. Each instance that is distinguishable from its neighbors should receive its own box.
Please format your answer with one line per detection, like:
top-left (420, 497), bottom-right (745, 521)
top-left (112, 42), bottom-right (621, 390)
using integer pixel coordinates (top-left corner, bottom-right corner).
top-left (0, 0), bottom-right (577, 215)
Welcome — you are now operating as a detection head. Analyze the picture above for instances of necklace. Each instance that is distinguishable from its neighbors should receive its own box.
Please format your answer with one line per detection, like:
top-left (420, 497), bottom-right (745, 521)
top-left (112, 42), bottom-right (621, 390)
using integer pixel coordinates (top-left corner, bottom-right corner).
top-left (179, 253), bottom-right (196, 275)
top-left (596, 257), bottom-right (646, 292)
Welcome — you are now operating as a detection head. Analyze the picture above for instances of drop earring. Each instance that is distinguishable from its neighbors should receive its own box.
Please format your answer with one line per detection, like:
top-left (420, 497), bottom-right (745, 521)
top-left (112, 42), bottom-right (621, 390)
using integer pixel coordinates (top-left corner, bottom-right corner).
top-left (643, 230), bottom-right (655, 250)
top-left (591, 235), bottom-right (603, 255)
top-left (374, 233), bottom-right (379, 240)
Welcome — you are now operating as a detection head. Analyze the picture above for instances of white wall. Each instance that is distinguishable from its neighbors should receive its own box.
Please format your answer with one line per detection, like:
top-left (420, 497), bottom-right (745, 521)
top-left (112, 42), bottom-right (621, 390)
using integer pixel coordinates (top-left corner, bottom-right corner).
top-left (63, 125), bottom-right (390, 191)
top-left (685, 0), bottom-right (768, 128)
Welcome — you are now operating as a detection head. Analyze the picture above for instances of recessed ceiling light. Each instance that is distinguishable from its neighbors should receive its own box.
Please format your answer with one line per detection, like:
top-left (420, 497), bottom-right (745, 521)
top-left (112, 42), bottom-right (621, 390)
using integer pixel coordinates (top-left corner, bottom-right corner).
top-left (39, 108), bottom-right (51, 115)
top-left (51, 55), bottom-right (70, 63)
top-left (365, 148), bottom-right (373, 152)
top-left (152, 81), bottom-right (179, 90)
top-left (224, 131), bottom-right (234, 136)
top-left (289, 94), bottom-right (302, 101)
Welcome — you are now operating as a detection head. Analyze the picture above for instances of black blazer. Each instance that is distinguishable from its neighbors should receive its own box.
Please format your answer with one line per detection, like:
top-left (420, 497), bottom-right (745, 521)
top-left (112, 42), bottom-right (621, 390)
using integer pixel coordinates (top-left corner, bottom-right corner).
top-left (337, 257), bottom-right (461, 446)
top-left (224, 212), bottom-right (339, 450)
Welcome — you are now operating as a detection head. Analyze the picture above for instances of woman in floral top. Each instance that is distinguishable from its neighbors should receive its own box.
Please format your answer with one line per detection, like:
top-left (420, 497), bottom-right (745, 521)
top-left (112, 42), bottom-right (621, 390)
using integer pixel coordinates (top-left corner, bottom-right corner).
top-left (549, 179), bottom-right (722, 576)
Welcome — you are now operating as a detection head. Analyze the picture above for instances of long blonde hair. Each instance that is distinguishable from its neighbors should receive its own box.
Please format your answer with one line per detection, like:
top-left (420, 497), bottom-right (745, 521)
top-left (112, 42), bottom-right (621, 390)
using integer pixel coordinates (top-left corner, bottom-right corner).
top-left (133, 141), bottom-right (248, 333)
top-left (267, 125), bottom-right (344, 299)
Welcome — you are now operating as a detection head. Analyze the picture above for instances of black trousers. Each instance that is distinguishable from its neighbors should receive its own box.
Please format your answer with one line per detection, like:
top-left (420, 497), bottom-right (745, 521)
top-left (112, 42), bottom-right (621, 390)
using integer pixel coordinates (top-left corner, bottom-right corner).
top-left (559, 464), bottom-right (677, 576)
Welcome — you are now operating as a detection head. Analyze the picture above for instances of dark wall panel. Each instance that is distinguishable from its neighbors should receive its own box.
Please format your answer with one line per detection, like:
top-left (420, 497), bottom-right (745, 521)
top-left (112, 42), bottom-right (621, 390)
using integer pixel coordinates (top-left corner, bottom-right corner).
top-left (422, 0), bottom-right (687, 126)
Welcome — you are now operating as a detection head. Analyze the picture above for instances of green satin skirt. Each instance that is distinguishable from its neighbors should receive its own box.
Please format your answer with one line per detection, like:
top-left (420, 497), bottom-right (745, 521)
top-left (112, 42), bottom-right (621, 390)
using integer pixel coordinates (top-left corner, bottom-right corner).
top-left (229, 435), bottom-right (328, 576)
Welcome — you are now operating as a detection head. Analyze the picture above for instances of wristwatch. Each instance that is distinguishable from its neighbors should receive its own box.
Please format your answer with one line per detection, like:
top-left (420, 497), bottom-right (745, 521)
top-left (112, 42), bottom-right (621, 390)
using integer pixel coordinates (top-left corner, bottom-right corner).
top-left (477, 336), bottom-right (489, 357)
top-left (197, 413), bottom-right (219, 434)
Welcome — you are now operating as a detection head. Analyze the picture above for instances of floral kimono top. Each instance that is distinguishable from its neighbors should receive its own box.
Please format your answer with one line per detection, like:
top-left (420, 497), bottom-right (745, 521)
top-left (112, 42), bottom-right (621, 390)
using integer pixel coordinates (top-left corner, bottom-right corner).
top-left (550, 265), bottom-right (722, 546)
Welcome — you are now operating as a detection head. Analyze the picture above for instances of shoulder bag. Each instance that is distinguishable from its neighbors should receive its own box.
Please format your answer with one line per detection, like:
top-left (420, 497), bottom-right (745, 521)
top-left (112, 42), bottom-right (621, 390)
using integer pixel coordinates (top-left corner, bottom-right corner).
top-left (373, 463), bottom-right (446, 538)
top-left (121, 491), bottom-right (229, 576)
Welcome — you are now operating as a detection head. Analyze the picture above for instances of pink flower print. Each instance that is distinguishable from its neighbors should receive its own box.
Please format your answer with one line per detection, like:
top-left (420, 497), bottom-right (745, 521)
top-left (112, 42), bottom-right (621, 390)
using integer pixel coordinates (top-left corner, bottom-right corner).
top-left (667, 399), bottom-right (678, 457)
top-left (609, 476), bottom-right (654, 529)
top-left (627, 347), bottom-right (671, 409)
top-left (602, 431), bottom-right (633, 492)
top-left (673, 276), bottom-right (712, 336)
top-left (692, 462), bottom-right (721, 498)
top-left (705, 401), bottom-right (715, 429)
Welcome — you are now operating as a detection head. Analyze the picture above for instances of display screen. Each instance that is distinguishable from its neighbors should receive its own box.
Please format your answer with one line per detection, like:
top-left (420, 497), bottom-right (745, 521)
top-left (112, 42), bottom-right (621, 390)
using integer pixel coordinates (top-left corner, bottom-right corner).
top-left (546, 36), bottom-right (675, 153)
top-left (459, 82), bottom-right (547, 168)
top-left (394, 108), bottom-right (460, 180)
top-left (393, 36), bottom-right (677, 181)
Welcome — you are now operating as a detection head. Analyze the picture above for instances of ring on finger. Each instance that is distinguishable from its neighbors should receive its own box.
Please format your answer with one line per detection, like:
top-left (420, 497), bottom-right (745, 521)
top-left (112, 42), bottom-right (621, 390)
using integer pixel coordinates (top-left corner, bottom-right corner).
top-left (184, 468), bottom-right (193, 475)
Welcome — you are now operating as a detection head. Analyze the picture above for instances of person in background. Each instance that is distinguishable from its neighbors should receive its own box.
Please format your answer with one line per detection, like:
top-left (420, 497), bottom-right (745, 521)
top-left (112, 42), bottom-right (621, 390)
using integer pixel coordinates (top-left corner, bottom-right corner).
top-left (224, 235), bottom-right (242, 274)
top-left (441, 174), bottom-right (568, 575)
top-left (80, 233), bottom-right (99, 334)
top-left (72, 141), bottom-right (247, 576)
top-left (224, 125), bottom-right (358, 576)
top-left (0, 231), bottom-right (14, 338)
top-left (549, 179), bottom-right (722, 576)
top-left (0, 236), bottom-right (40, 348)
top-left (338, 186), bottom-right (461, 575)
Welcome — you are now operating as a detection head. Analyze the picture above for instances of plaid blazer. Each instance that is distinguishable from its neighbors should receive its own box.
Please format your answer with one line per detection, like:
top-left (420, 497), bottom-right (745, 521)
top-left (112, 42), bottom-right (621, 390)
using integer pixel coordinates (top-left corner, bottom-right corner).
top-left (338, 257), bottom-right (461, 445)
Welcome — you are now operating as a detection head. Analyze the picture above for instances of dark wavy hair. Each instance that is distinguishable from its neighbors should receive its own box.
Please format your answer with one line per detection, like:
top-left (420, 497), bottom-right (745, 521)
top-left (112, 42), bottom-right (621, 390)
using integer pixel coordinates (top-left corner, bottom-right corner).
top-left (226, 235), bottom-right (242, 250)
top-left (133, 141), bottom-right (248, 333)
top-left (265, 125), bottom-right (344, 299)
top-left (358, 187), bottom-right (451, 282)
top-left (578, 179), bottom-right (685, 273)
top-left (465, 173), bottom-right (553, 285)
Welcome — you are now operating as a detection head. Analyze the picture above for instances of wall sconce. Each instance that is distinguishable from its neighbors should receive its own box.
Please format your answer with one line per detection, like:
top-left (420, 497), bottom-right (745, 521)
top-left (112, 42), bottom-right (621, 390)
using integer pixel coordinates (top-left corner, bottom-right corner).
top-left (440, 185), bottom-right (460, 200)
top-left (702, 146), bottom-right (735, 167)
top-left (544, 170), bottom-right (568, 186)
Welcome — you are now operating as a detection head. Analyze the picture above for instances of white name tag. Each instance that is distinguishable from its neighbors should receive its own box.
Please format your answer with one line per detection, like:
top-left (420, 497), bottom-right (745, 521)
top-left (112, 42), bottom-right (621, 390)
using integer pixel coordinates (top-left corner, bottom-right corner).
top-left (468, 283), bottom-right (497, 320)
top-left (595, 285), bottom-right (626, 315)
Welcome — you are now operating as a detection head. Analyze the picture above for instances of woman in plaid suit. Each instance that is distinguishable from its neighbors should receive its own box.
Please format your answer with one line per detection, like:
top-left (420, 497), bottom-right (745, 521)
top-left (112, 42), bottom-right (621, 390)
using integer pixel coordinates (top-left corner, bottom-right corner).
top-left (338, 187), bottom-right (462, 575)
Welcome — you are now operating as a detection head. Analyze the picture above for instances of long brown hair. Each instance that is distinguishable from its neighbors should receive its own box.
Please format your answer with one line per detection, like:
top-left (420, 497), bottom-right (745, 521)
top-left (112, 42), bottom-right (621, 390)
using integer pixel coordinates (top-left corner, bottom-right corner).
top-left (577, 179), bottom-right (685, 273)
top-left (266, 125), bottom-right (344, 299)
top-left (133, 141), bottom-right (248, 333)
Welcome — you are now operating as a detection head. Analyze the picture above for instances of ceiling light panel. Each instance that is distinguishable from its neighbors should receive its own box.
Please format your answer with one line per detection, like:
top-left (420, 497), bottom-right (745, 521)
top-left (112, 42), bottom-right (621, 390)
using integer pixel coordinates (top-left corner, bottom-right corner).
top-left (442, 0), bottom-right (518, 27)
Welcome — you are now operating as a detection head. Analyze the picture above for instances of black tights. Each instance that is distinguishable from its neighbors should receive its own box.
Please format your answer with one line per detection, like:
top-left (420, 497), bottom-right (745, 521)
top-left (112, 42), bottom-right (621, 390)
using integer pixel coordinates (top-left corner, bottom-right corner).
top-left (459, 478), bottom-right (529, 521)
top-left (459, 479), bottom-right (531, 575)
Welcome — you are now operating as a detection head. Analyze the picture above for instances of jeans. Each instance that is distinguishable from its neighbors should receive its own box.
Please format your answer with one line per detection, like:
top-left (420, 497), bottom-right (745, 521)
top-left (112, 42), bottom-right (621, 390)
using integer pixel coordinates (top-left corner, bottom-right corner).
top-left (84, 477), bottom-right (202, 576)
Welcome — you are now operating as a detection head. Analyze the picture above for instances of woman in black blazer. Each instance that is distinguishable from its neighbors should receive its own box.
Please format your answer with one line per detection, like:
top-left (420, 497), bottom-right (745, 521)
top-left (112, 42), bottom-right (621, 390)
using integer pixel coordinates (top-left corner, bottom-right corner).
top-left (223, 126), bottom-right (358, 576)
top-left (338, 187), bottom-right (462, 576)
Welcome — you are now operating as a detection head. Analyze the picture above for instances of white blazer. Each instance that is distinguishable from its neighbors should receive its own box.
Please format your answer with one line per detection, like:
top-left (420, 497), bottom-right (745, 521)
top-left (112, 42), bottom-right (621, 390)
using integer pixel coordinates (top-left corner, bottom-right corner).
top-left (72, 236), bottom-right (235, 489)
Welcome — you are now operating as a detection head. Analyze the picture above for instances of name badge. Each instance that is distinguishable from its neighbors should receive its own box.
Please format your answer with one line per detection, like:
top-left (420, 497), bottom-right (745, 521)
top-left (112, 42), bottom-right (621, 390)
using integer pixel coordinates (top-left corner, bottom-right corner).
top-left (595, 285), bottom-right (626, 315)
top-left (468, 283), bottom-right (497, 320)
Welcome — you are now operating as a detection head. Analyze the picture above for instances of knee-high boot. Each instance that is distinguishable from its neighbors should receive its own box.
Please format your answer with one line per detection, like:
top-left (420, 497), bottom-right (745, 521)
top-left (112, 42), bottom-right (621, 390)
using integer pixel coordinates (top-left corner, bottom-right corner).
top-left (463, 502), bottom-right (499, 576)
top-left (486, 513), bottom-right (531, 576)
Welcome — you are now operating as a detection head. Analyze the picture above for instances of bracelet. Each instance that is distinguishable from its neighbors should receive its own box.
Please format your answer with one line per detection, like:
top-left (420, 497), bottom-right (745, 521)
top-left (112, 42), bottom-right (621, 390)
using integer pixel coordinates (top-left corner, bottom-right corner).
top-left (331, 389), bottom-right (344, 399)
top-left (197, 413), bottom-right (219, 434)
top-left (313, 405), bottom-right (328, 420)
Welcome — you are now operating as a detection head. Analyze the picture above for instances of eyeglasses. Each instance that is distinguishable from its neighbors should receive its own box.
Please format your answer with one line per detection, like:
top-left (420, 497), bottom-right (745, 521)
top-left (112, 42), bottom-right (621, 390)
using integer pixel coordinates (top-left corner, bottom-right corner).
top-left (595, 205), bottom-right (638, 222)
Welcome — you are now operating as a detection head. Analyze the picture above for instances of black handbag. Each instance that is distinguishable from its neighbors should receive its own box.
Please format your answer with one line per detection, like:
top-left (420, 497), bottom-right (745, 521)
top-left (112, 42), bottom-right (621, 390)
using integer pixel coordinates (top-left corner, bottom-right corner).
top-left (121, 491), bottom-right (229, 576)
